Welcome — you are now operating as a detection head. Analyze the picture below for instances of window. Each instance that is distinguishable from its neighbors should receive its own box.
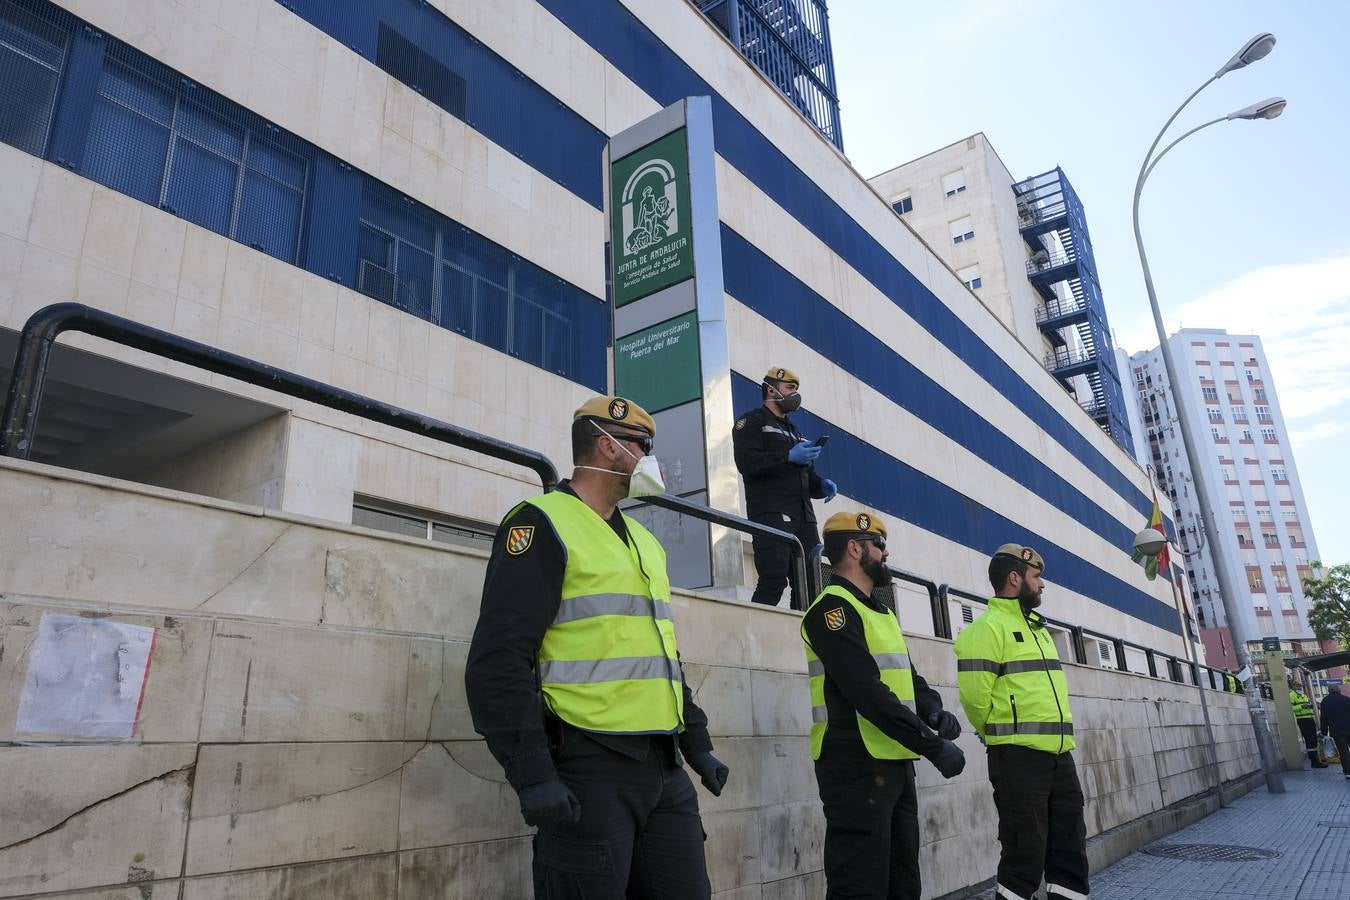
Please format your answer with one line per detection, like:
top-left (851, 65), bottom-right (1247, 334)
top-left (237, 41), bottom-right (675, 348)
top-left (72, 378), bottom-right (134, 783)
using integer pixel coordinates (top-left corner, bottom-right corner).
top-left (1273, 568), bottom-right (1290, 590)
top-left (353, 498), bottom-right (492, 549)
top-left (83, 48), bottom-right (311, 263)
top-left (1201, 386), bottom-right (1219, 402)
top-left (1263, 530), bottom-right (1279, 548)
top-left (1241, 429), bottom-right (1253, 442)
top-left (375, 24), bottom-right (467, 119)
top-left (1270, 466), bottom-right (1287, 481)
top-left (1134, 369), bottom-right (1145, 386)
top-left (1231, 405), bottom-right (1247, 422)
top-left (1255, 405), bottom-right (1272, 422)
top-left (950, 215), bottom-right (975, 244)
top-left (1261, 428), bottom-right (1278, 442)
top-left (1211, 427), bottom-right (1221, 442)
top-left (941, 169), bottom-right (966, 197)
top-left (1207, 408), bottom-right (1223, 423)
top-left (891, 194), bottom-right (912, 215)
top-left (0, 0), bottom-right (71, 156)
top-left (1254, 387), bottom-right (1267, 403)
top-left (957, 264), bottom-right (981, 290)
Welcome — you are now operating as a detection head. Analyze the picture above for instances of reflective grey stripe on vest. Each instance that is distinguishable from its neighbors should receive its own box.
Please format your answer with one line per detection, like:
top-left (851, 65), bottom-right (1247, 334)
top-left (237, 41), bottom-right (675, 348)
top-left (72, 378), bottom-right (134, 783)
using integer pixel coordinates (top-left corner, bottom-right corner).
top-left (1002, 659), bottom-right (1062, 675)
top-left (808, 659), bottom-right (825, 677)
top-left (957, 658), bottom-right (1060, 676)
top-left (539, 656), bottom-right (676, 684)
top-left (873, 652), bottom-right (911, 671)
top-left (761, 425), bottom-right (794, 438)
top-left (552, 593), bottom-right (672, 626)
top-left (984, 721), bottom-right (1074, 736)
top-left (812, 705), bottom-right (828, 723)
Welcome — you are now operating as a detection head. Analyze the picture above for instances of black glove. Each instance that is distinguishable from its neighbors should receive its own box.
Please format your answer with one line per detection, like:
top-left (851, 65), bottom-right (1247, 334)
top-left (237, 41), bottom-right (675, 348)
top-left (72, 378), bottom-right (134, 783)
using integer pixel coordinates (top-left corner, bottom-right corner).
top-left (927, 740), bottom-right (966, 779)
top-left (689, 751), bottom-right (729, 796)
top-left (928, 709), bottom-right (962, 741)
top-left (517, 779), bottom-right (581, 829)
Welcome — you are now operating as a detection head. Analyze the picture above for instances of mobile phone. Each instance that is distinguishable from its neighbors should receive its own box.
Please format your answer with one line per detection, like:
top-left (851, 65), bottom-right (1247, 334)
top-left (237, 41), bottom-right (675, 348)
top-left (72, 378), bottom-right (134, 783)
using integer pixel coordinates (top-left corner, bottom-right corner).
top-left (814, 435), bottom-right (831, 447)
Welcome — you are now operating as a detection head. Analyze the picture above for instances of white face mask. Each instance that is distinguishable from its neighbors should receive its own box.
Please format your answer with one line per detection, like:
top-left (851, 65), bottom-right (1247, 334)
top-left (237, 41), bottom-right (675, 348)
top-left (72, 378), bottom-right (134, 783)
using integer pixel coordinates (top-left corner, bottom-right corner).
top-left (577, 423), bottom-right (667, 498)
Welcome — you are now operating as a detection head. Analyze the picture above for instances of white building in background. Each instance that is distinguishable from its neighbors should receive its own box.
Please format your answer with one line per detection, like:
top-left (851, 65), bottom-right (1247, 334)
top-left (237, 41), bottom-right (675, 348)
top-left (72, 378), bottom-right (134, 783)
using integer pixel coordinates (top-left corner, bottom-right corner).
top-left (1130, 330), bottom-right (1324, 666)
top-left (868, 133), bottom-right (1134, 452)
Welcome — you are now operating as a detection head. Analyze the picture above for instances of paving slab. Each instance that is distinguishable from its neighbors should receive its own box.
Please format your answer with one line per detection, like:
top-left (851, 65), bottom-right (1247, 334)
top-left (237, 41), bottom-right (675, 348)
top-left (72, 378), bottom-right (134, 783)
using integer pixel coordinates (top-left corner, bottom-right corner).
top-left (1093, 769), bottom-right (1350, 900)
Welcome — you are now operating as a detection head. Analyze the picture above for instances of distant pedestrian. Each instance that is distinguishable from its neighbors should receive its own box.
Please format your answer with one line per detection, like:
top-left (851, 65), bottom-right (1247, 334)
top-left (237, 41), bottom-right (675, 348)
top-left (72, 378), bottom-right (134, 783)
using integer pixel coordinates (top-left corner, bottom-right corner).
top-left (1320, 684), bottom-right (1350, 780)
top-left (1290, 679), bottom-right (1327, 769)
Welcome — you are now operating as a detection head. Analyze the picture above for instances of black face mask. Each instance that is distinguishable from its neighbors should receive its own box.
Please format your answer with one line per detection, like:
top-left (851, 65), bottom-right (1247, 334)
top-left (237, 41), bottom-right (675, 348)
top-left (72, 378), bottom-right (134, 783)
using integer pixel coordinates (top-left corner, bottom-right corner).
top-left (766, 382), bottom-right (802, 412)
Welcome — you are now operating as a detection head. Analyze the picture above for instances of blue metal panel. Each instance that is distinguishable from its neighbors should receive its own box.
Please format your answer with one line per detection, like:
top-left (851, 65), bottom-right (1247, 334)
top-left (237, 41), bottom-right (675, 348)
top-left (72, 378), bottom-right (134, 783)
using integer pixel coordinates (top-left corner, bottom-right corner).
top-left (730, 374), bottom-right (1180, 633)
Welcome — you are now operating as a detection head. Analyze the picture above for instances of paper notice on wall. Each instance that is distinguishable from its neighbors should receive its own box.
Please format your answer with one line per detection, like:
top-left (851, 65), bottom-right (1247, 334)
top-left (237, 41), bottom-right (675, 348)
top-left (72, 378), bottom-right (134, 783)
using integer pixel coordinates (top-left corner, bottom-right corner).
top-left (15, 613), bottom-right (157, 739)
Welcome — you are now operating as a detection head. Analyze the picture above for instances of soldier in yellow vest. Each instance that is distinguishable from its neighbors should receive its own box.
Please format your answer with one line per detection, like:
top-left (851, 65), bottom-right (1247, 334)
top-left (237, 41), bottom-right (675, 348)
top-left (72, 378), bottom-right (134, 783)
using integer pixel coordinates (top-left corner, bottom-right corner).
top-left (802, 512), bottom-right (966, 899)
top-left (954, 544), bottom-right (1088, 900)
top-left (465, 396), bottom-right (728, 899)
top-left (1289, 678), bottom-right (1328, 769)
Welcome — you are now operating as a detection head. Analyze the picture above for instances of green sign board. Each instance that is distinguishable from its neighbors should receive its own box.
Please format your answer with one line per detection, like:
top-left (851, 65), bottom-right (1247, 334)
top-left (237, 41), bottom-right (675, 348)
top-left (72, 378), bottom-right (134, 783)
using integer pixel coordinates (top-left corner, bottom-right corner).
top-left (614, 311), bottom-right (701, 414)
top-left (1262, 637), bottom-right (1283, 652)
top-left (610, 129), bottom-right (694, 307)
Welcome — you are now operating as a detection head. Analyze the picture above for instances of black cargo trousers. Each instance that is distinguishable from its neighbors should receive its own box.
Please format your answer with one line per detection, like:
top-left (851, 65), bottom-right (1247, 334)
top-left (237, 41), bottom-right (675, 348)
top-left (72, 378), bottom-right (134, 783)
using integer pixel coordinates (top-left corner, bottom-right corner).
top-left (531, 732), bottom-right (711, 899)
top-left (987, 745), bottom-right (1089, 900)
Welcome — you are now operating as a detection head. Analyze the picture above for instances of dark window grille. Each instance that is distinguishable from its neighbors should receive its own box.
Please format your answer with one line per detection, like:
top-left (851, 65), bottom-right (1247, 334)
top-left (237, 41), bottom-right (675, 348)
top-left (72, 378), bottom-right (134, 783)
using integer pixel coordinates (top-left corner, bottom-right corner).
top-left (0, 0), bottom-right (71, 156)
top-left (375, 23), bottom-right (466, 119)
top-left (82, 45), bottom-right (309, 264)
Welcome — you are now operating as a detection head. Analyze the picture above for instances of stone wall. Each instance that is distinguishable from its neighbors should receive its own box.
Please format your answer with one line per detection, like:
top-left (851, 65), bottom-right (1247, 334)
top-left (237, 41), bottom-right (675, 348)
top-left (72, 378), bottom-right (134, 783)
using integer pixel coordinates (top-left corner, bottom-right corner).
top-left (0, 458), bottom-right (1259, 898)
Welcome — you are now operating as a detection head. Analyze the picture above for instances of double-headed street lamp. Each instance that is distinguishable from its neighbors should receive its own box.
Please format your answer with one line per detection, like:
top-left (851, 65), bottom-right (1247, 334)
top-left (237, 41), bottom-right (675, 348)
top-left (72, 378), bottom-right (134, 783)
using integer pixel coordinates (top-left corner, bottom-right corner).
top-left (1133, 32), bottom-right (1287, 793)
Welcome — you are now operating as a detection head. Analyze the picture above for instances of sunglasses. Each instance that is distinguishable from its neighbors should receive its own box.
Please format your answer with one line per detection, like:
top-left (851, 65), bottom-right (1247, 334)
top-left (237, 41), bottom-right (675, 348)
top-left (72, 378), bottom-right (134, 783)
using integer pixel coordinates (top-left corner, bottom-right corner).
top-left (853, 534), bottom-right (886, 552)
top-left (604, 430), bottom-right (654, 455)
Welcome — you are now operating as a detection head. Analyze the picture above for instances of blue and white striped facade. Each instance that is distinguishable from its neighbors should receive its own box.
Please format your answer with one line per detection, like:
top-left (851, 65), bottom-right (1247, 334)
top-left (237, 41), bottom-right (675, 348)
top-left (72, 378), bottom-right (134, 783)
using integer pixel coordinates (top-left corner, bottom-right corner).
top-left (0, 0), bottom-right (1184, 651)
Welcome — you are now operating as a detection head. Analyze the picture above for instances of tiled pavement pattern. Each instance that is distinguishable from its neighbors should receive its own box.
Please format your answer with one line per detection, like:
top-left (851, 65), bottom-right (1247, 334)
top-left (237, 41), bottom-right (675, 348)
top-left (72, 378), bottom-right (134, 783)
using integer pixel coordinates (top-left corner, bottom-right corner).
top-left (1093, 769), bottom-right (1350, 899)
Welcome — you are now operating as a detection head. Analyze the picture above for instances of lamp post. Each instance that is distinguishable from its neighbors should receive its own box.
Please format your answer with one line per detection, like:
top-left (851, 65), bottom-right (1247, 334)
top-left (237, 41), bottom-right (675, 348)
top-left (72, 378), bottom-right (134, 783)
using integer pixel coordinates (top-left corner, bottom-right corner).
top-left (1132, 32), bottom-right (1286, 794)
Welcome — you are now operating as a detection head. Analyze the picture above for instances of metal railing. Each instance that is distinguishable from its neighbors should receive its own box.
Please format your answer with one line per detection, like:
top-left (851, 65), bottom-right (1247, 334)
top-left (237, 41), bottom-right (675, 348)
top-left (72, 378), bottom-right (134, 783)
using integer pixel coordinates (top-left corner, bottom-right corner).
top-left (1034, 297), bottom-right (1089, 324)
top-left (1, 304), bottom-right (812, 604)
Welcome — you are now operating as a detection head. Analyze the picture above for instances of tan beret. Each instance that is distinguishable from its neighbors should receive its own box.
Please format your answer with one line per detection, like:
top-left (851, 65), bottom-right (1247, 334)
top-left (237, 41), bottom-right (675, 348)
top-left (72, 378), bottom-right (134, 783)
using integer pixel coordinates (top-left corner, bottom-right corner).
top-left (823, 511), bottom-right (887, 540)
top-left (763, 366), bottom-right (800, 385)
top-left (573, 395), bottom-right (655, 436)
top-left (994, 543), bottom-right (1044, 571)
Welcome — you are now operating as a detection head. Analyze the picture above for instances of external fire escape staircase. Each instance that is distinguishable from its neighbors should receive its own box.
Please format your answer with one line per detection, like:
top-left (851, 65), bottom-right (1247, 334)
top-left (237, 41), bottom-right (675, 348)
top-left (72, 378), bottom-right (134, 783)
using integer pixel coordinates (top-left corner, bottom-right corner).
top-left (1013, 168), bottom-right (1133, 450)
top-left (697, 0), bottom-right (843, 151)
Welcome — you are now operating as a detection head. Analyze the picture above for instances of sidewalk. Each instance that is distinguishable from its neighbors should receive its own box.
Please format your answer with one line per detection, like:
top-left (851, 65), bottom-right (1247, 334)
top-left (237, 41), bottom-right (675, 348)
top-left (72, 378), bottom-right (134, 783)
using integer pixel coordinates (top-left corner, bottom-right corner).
top-left (1093, 768), bottom-right (1350, 899)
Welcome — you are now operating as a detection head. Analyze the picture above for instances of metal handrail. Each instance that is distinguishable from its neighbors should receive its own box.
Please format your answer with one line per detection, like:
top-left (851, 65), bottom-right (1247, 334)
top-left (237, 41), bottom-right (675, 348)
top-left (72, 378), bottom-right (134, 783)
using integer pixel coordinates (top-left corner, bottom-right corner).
top-left (0, 304), bottom-right (560, 489)
top-left (1, 304), bottom-right (814, 607)
top-left (638, 493), bottom-right (810, 609)
top-left (806, 546), bottom-right (941, 626)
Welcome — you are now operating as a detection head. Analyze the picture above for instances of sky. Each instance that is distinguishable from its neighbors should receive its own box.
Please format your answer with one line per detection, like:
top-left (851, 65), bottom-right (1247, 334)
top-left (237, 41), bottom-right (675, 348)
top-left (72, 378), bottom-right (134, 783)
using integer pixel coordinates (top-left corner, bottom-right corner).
top-left (829, 0), bottom-right (1350, 565)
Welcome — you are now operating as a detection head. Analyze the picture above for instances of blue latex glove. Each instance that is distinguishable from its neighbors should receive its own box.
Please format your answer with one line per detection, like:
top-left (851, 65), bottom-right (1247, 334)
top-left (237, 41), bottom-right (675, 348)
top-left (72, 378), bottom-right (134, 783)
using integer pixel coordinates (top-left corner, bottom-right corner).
top-left (822, 479), bottom-right (837, 502)
top-left (787, 441), bottom-right (822, 465)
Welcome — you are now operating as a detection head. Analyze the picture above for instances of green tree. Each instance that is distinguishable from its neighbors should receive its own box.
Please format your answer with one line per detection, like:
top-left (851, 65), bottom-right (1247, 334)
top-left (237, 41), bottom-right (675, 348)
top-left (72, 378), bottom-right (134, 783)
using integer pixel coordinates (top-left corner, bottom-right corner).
top-left (1303, 562), bottom-right (1350, 646)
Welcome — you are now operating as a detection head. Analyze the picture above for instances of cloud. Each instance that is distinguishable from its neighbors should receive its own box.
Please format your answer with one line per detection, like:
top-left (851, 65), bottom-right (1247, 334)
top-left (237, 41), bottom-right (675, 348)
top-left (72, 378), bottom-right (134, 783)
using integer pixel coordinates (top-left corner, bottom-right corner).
top-left (1121, 252), bottom-right (1350, 424)
top-left (1290, 418), bottom-right (1350, 446)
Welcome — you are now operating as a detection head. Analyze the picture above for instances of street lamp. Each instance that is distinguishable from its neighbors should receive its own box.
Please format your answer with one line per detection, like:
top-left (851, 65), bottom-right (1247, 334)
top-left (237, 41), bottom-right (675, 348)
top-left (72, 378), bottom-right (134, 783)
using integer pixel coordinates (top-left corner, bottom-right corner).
top-left (1132, 32), bottom-right (1287, 794)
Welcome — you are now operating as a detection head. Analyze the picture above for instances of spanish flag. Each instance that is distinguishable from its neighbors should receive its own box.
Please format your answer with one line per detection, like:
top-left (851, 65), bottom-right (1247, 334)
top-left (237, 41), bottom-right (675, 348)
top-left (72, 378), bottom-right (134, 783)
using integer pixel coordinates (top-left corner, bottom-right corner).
top-left (1132, 490), bottom-right (1171, 581)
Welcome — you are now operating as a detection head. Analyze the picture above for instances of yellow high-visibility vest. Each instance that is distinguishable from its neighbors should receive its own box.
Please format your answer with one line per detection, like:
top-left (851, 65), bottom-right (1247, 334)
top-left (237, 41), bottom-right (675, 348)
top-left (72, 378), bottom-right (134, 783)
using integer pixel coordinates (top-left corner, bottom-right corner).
top-left (802, 584), bottom-right (918, 761)
top-left (527, 491), bottom-right (684, 734)
top-left (1291, 690), bottom-right (1314, 720)
top-left (954, 597), bottom-right (1075, 754)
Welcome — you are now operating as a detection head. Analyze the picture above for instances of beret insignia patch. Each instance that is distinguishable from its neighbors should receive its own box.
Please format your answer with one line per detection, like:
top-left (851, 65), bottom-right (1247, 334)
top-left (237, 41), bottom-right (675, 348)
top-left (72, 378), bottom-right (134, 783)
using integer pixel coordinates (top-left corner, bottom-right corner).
top-left (1021, 548), bottom-right (1034, 561)
top-left (856, 513), bottom-right (871, 532)
top-left (609, 398), bottom-right (629, 420)
top-left (776, 368), bottom-right (786, 379)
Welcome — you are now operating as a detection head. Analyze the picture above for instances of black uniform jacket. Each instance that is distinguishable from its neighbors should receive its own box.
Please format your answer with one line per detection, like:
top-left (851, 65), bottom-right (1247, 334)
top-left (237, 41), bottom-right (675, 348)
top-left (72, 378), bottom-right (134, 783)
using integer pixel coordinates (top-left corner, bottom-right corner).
top-left (464, 481), bottom-right (713, 792)
top-left (732, 404), bottom-right (825, 523)
top-left (1321, 691), bottom-right (1350, 736)
top-left (801, 576), bottom-right (946, 759)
